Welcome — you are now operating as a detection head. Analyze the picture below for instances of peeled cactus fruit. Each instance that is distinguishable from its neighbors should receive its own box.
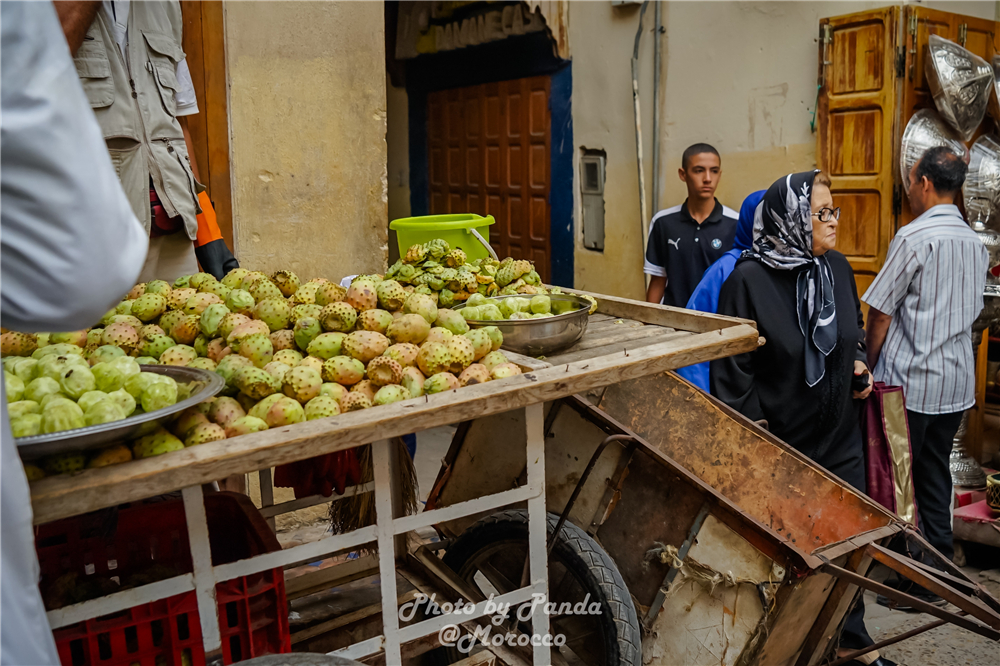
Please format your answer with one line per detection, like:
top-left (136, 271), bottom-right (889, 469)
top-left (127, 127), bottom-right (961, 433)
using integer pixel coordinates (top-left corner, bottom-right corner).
top-left (8, 400), bottom-right (40, 419)
top-left (358, 309), bottom-right (393, 334)
top-left (1, 331), bottom-right (38, 357)
top-left (383, 343), bottom-right (419, 367)
top-left (282, 366), bottom-right (322, 403)
top-left (272, 349), bottom-right (304, 366)
top-left (343, 331), bottom-right (390, 363)
top-left (248, 393), bottom-right (284, 421)
top-left (89, 345), bottom-right (126, 366)
top-left (185, 422), bottom-right (226, 447)
top-left (159, 345), bottom-right (198, 366)
top-left (319, 382), bottom-right (348, 403)
top-left (131, 293), bottom-right (167, 322)
top-left (238, 333), bottom-right (274, 368)
top-left (11, 358), bottom-right (38, 383)
top-left (481, 350), bottom-right (508, 372)
top-left (88, 444), bottom-right (133, 468)
top-left (339, 392), bottom-right (371, 412)
top-left (424, 372), bottom-right (460, 395)
top-left (208, 397), bottom-right (246, 428)
top-left (376, 280), bottom-right (407, 311)
top-left (44, 451), bottom-right (86, 475)
top-left (225, 415), bottom-right (269, 437)
top-left (458, 364), bottom-right (490, 386)
top-left (366, 356), bottom-right (403, 387)
top-left (264, 396), bottom-right (306, 428)
top-left (11, 414), bottom-right (42, 437)
top-left (124, 372), bottom-right (157, 399)
top-left (254, 298), bottom-right (292, 332)
top-left (435, 309), bottom-right (470, 335)
top-left (270, 329), bottom-right (296, 351)
top-left (490, 363), bottom-right (522, 380)
top-left (102, 322), bottom-right (139, 353)
top-left (6, 373), bottom-right (23, 402)
top-left (59, 366), bottom-right (96, 400)
top-left (235, 366), bottom-right (280, 400)
top-left (319, 302), bottom-right (357, 332)
top-left (304, 395), bottom-right (341, 420)
top-left (403, 293), bottom-right (438, 325)
top-left (41, 398), bottom-right (85, 434)
top-left (84, 400), bottom-right (126, 426)
top-left (133, 429), bottom-right (184, 458)
top-left (386, 314), bottom-right (431, 345)
top-left (373, 384), bottom-right (409, 405)
top-left (306, 332), bottom-right (345, 359)
top-left (141, 380), bottom-right (178, 412)
top-left (322, 356), bottom-right (365, 386)
top-left (417, 342), bottom-right (450, 377)
top-left (108, 388), bottom-right (137, 416)
top-left (77, 391), bottom-right (109, 413)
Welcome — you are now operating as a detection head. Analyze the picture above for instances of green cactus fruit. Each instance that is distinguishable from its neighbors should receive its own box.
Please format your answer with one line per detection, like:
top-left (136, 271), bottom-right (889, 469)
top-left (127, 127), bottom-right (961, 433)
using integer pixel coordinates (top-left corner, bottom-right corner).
top-left (339, 392), bottom-right (371, 412)
top-left (237, 333), bottom-right (274, 368)
top-left (319, 382), bottom-right (348, 403)
top-left (235, 366), bottom-right (280, 400)
top-left (306, 331), bottom-right (345, 359)
top-left (8, 400), bottom-right (40, 419)
top-left (263, 396), bottom-right (306, 428)
top-left (227, 320), bottom-right (270, 353)
top-left (77, 391), bottom-right (109, 413)
top-left (124, 371), bottom-right (158, 399)
top-left (184, 292), bottom-right (223, 316)
top-left (272, 349), bottom-right (304, 366)
top-left (480, 350), bottom-right (509, 372)
top-left (131, 293), bottom-right (168, 322)
top-left (403, 293), bottom-right (438, 325)
top-left (376, 280), bottom-right (407, 311)
top-left (224, 415), bottom-right (269, 437)
top-left (223, 289), bottom-right (254, 317)
top-left (312, 282), bottom-right (345, 307)
top-left (282, 366), bottom-right (322, 403)
top-left (481, 326), bottom-right (503, 352)
top-left (491, 362), bottom-right (522, 380)
top-left (101, 322), bottom-right (139, 353)
top-left (304, 395), bottom-right (340, 420)
top-left (43, 451), bottom-right (86, 475)
top-left (270, 329), bottom-right (296, 352)
top-left (400, 367), bottom-right (425, 398)
top-left (87, 444), bottom-right (133, 468)
top-left (357, 309), bottom-right (394, 334)
top-left (298, 356), bottom-right (324, 374)
top-left (216, 355), bottom-right (253, 393)
top-left (291, 303), bottom-right (323, 322)
top-left (386, 314), bottom-right (431, 345)
top-left (159, 345), bottom-right (198, 366)
top-left (201, 280), bottom-right (231, 301)
top-left (41, 398), bottom-right (85, 434)
top-left (11, 414), bottom-right (42, 437)
top-left (463, 329), bottom-right (492, 361)
top-left (108, 388), bottom-right (137, 416)
top-left (141, 379), bottom-right (178, 412)
top-left (247, 393), bottom-right (283, 421)
top-left (138, 333), bottom-right (176, 359)
top-left (221, 268), bottom-right (250, 289)
top-left (58, 365), bottom-right (95, 400)
top-left (294, 317), bottom-right (324, 352)
top-left (424, 238), bottom-right (450, 260)
top-left (366, 356), bottom-right (403, 387)
top-left (206, 338), bottom-right (230, 363)
top-left (199, 303), bottom-right (231, 338)
top-left (262, 362), bottom-right (291, 383)
top-left (188, 357), bottom-right (217, 372)
top-left (11, 358), bottom-right (38, 383)
top-left (373, 384), bottom-right (409, 405)
top-left (166, 288), bottom-right (197, 311)
top-left (144, 279), bottom-right (172, 296)
top-left (321, 356), bottom-right (365, 386)
top-left (446, 336), bottom-right (476, 374)
top-left (115, 300), bottom-right (134, 316)
top-left (426, 328), bottom-right (453, 344)
top-left (434, 308), bottom-right (470, 335)
top-left (218, 313), bottom-right (251, 341)
top-left (271, 270), bottom-right (301, 297)
top-left (85, 400), bottom-right (126, 426)
top-left (417, 341), bottom-right (450, 377)
top-left (188, 272), bottom-right (216, 291)
top-left (343, 281), bottom-right (377, 312)
top-left (318, 302), bottom-right (357, 333)
top-left (342, 331), bottom-right (390, 364)
top-left (383, 343), bottom-right (419, 367)
top-left (193, 335), bottom-right (210, 358)
top-left (253, 298), bottom-right (292, 332)
top-left (6, 372), bottom-right (24, 402)
top-left (458, 363), bottom-right (490, 386)
top-left (89, 345), bottom-right (126, 366)
top-left (133, 428), bottom-right (185, 458)
top-left (248, 277), bottom-right (283, 303)
top-left (185, 422), bottom-right (226, 447)
top-left (85, 329), bottom-right (104, 347)
top-left (424, 372), bottom-right (460, 395)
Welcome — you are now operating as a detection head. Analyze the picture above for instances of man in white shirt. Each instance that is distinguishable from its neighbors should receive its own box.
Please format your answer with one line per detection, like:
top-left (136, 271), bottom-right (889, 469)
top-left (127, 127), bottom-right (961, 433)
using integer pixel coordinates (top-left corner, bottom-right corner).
top-left (1, 2), bottom-right (148, 661)
top-left (864, 147), bottom-right (988, 604)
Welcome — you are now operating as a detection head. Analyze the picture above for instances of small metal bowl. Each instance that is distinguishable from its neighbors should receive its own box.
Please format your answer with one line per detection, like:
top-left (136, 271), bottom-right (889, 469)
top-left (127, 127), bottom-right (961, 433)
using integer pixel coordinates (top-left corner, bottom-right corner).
top-left (16, 365), bottom-right (224, 461)
top-left (464, 294), bottom-right (591, 356)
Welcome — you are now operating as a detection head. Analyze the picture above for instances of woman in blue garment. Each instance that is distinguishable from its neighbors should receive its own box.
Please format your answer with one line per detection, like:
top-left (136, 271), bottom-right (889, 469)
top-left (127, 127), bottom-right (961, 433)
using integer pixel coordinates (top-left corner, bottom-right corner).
top-left (675, 190), bottom-right (765, 391)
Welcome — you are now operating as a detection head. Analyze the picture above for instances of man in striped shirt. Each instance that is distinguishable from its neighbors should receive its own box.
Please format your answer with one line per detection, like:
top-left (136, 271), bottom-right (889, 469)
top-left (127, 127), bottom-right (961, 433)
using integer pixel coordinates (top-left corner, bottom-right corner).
top-left (864, 147), bottom-right (988, 594)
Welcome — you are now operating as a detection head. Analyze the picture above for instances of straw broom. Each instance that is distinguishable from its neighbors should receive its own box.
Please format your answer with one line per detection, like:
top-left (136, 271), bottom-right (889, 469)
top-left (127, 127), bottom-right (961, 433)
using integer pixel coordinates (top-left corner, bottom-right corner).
top-left (329, 437), bottom-right (418, 539)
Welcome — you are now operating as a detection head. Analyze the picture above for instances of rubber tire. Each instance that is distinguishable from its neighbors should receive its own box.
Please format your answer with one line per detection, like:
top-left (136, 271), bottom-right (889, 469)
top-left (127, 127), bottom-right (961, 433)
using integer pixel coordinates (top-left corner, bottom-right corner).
top-left (442, 509), bottom-right (641, 666)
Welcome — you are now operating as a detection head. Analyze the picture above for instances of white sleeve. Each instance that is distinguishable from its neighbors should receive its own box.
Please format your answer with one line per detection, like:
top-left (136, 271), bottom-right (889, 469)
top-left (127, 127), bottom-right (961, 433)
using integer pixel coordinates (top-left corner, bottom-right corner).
top-left (1, 1), bottom-right (148, 334)
top-left (173, 58), bottom-right (200, 116)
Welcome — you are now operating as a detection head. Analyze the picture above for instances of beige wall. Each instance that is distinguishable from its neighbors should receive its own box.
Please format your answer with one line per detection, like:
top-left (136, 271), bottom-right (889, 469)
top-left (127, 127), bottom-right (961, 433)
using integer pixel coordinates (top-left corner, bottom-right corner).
top-left (386, 78), bottom-right (410, 264)
top-left (226, 0), bottom-right (388, 282)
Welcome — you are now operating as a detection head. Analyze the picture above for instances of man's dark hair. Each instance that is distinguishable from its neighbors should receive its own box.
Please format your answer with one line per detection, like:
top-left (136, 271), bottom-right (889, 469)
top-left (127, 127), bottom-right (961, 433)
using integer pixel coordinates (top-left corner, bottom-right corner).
top-left (914, 146), bottom-right (967, 194)
top-left (682, 143), bottom-right (720, 170)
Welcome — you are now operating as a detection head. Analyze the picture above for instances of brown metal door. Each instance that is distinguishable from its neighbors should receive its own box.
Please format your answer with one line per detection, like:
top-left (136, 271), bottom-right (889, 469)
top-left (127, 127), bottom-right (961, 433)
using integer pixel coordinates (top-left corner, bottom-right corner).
top-left (427, 77), bottom-right (552, 280)
top-left (817, 7), bottom-right (900, 300)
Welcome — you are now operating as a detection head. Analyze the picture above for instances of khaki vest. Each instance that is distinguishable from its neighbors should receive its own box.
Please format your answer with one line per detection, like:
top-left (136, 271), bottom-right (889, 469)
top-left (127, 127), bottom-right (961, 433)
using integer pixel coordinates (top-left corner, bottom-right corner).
top-left (73, 1), bottom-right (201, 238)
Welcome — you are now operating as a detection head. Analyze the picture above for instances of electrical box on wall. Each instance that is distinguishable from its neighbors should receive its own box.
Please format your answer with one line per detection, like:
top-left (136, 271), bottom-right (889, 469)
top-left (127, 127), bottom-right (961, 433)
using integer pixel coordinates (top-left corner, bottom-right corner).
top-left (581, 151), bottom-right (606, 251)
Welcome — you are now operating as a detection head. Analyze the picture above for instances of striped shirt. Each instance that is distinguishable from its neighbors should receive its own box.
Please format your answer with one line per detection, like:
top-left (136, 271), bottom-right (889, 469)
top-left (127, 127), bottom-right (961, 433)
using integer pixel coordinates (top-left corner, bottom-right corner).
top-left (863, 204), bottom-right (988, 414)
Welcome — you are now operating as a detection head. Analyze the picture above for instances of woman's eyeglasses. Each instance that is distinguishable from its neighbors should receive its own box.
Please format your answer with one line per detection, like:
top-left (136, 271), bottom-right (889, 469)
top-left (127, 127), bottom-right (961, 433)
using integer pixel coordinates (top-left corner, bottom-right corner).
top-left (812, 207), bottom-right (841, 223)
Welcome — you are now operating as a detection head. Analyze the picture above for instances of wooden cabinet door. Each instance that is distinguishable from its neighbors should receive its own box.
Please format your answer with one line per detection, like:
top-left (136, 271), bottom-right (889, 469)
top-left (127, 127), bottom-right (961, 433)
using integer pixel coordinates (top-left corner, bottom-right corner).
top-left (816, 7), bottom-right (900, 299)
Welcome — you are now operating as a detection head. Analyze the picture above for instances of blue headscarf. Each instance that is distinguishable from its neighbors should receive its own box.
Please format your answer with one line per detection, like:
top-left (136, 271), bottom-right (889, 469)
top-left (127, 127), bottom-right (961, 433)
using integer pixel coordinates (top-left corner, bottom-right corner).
top-left (675, 190), bottom-right (765, 391)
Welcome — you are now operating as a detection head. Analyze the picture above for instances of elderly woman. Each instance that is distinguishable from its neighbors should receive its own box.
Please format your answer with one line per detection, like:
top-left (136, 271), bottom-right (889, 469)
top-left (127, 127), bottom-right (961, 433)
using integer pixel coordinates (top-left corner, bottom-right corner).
top-left (711, 171), bottom-right (889, 666)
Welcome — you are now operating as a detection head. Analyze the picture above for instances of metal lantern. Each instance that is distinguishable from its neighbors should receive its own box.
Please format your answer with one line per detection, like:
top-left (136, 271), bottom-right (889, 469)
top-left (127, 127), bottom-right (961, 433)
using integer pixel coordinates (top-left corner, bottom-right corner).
top-left (950, 411), bottom-right (987, 487)
top-left (964, 135), bottom-right (1000, 230)
top-left (988, 54), bottom-right (1000, 122)
top-left (900, 109), bottom-right (968, 194)
top-left (925, 34), bottom-right (993, 141)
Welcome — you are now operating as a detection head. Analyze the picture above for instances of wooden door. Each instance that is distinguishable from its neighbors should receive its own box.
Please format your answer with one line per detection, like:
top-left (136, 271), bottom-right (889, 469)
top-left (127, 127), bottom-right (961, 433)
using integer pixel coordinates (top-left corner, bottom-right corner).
top-left (180, 1), bottom-right (233, 250)
top-left (816, 7), bottom-right (901, 300)
top-left (427, 77), bottom-right (552, 280)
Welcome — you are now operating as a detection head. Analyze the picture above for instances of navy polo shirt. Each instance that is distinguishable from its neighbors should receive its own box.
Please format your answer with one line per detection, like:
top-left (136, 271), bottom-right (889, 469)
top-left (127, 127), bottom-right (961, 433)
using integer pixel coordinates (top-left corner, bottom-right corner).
top-left (644, 199), bottom-right (739, 307)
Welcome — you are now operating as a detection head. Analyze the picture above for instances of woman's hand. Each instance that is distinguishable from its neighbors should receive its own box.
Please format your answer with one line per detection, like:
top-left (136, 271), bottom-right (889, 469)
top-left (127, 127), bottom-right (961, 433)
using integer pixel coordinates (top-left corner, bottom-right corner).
top-left (853, 360), bottom-right (873, 400)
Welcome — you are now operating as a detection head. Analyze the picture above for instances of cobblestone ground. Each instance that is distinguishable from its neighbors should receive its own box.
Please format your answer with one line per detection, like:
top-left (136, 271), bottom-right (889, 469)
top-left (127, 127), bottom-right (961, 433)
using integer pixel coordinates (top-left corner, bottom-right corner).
top-left (866, 564), bottom-right (1000, 665)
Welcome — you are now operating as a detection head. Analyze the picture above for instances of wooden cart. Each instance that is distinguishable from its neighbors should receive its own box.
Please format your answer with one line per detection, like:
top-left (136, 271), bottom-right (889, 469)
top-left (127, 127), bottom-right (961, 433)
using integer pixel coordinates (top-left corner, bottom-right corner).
top-left (29, 292), bottom-right (759, 665)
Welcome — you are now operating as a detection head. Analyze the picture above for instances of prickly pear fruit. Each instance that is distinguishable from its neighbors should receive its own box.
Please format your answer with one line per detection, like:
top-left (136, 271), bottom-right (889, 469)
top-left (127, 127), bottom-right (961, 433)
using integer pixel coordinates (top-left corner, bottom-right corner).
top-left (235, 366), bottom-right (280, 400)
top-left (357, 309), bottom-right (393, 334)
top-left (291, 303), bottom-right (323, 323)
top-left (124, 371), bottom-right (157, 399)
top-left (23, 462), bottom-right (45, 479)
top-left (8, 400), bottom-right (40, 419)
top-left (131, 293), bottom-right (167, 322)
top-left (50, 330), bottom-right (89, 347)
top-left (102, 323), bottom-right (139, 353)
top-left (200, 303), bottom-right (231, 338)
top-left (89, 345), bottom-right (126, 366)
top-left (224, 288), bottom-right (255, 316)
top-left (344, 281), bottom-right (377, 312)
top-left (59, 366), bottom-right (96, 399)
top-left (263, 361), bottom-right (291, 383)
top-left (313, 282), bottom-right (346, 307)
top-left (218, 313), bottom-right (251, 341)
top-left (208, 397), bottom-right (246, 428)
top-left (351, 380), bottom-right (377, 402)
top-left (270, 330), bottom-right (296, 353)
top-left (185, 422), bottom-right (226, 447)
top-left (446, 336), bottom-right (475, 373)
top-left (272, 349), bottom-right (304, 366)
top-left (404, 244), bottom-right (426, 263)
top-left (240, 271), bottom-right (268, 291)
top-left (201, 280), bottom-right (231, 300)
top-left (248, 393), bottom-right (284, 421)
top-left (238, 333), bottom-right (274, 368)
top-left (11, 414), bottom-right (42, 437)
top-left (424, 372), bottom-right (460, 395)
top-left (383, 343), bottom-right (419, 367)
top-left (193, 335), bottom-right (210, 358)
top-left (298, 356), bottom-right (324, 373)
top-left (221, 268), bottom-right (251, 289)
top-left (322, 356), bottom-right (365, 386)
top-left (43, 451), bottom-right (86, 475)
top-left (294, 317), bottom-right (323, 352)
top-left (306, 332), bottom-right (345, 359)
top-left (372, 384), bottom-right (408, 405)
top-left (264, 396), bottom-right (305, 428)
top-left (386, 314), bottom-right (431, 345)
top-left (186, 272), bottom-right (215, 291)
top-left (167, 288), bottom-right (197, 311)
top-left (108, 388), bottom-right (136, 416)
top-left (481, 326), bottom-right (504, 352)
top-left (319, 382), bottom-right (348, 403)
top-left (184, 293), bottom-right (223, 316)
top-left (84, 400), bottom-right (126, 426)
top-left (87, 444), bottom-right (132, 468)
top-left (435, 309), bottom-right (470, 335)
top-left (319, 302), bottom-right (357, 332)
top-left (366, 356), bottom-right (403, 387)
top-left (426, 327), bottom-right (453, 344)
top-left (463, 329), bottom-right (492, 361)
top-left (282, 366), bottom-right (322, 403)
top-left (159, 345), bottom-right (198, 366)
top-left (206, 338), bottom-right (231, 363)
top-left (115, 300), bottom-right (133, 316)
top-left (133, 428), bottom-right (184, 458)
top-left (254, 298), bottom-right (292, 332)
top-left (141, 379), bottom-right (178, 412)
top-left (144, 279), bottom-right (172, 296)
top-left (41, 398), bottom-right (85, 434)
top-left (227, 320), bottom-right (270, 352)
top-left (127, 283), bottom-right (146, 300)
top-left (139, 325), bottom-right (167, 340)
top-left (458, 364), bottom-right (490, 386)
top-left (107, 315), bottom-right (143, 335)
top-left (216, 355), bottom-right (253, 393)
top-left (490, 363), bottom-right (522, 380)
top-left (343, 331), bottom-right (390, 363)
top-left (271, 270), bottom-right (301, 297)
top-left (225, 415), bottom-right (269, 437)
top-left (481, 350), bottom-right (509, 372)
top-left (400, 366), bottom-right (425, 398)
top-left (172, 408), bottom-right (210, 438)
top-left (290, 283), bottom-right (319, 306)
top-left (77, 391), bottom-right (108, 413)
top-left (417, 342), bottom-right (450, 377)
top-left (304, 395), bottom-right (341, 420)
top-left (1, 332), bottom-right (38, 357)
top-left (403, 293), bottom-right (438, 325)
top-left (339, 392), bottom-right (371, 412)
top-left (11, 357), bottom-right (38, 383)
top-left (5, 373), bottom-right (23, 402)
top-left (376, 280), bottom-right (407, 311)
top-left (249, 277), bottom-right (284, 303)
top-left (138, 334), bottom-right (176, 359)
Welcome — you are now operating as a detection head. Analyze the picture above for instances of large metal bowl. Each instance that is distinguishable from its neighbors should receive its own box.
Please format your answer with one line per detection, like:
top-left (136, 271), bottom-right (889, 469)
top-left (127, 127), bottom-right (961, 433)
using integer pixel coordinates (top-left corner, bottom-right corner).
top-left (16, 365), bottom-right (224, 461)
top-left (465, 294), bottom-right (590, 356)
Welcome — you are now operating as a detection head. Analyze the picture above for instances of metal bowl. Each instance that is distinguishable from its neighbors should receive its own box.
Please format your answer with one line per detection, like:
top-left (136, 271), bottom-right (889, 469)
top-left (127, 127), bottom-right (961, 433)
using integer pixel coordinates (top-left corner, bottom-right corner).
top-left (925, 34), bottom-right (993, 141)
top-left (16, 365), bottom-right (224, 461)
top-left (465, 294), bottom-right (590, 356)
top-left (964, 134), bottom-right (1000, 230)
top-left (900, 109), bottom-right (968, 194)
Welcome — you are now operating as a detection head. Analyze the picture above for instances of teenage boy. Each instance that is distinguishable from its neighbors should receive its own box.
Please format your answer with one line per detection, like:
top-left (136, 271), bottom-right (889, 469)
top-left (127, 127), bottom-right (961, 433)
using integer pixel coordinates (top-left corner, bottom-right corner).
top-left (645, 144), bottom-right (738, 307)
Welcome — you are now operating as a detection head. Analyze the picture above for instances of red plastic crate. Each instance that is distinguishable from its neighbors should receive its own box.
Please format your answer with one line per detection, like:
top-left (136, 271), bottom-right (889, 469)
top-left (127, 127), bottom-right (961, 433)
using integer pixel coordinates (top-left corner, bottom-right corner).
top-left (36, 492), bottom-right (291, 666)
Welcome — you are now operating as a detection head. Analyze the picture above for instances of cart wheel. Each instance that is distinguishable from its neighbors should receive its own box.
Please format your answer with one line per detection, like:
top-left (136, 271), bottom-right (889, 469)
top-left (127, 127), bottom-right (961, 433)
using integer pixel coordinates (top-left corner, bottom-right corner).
top-left (437, 509), bottom-right (640, 666)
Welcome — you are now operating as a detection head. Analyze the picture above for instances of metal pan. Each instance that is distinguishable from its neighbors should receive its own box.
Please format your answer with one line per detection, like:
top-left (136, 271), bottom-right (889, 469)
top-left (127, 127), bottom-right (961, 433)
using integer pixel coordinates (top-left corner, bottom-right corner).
top-left (15, 365), bottom-right (224, 461)
top-left (464, 294), bottom-right (591, 356)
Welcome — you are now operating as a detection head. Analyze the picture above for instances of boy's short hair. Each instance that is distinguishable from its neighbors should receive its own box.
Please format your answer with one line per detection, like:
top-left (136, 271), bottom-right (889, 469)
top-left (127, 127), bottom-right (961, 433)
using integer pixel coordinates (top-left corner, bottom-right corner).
top-left (682, 143), bottom-right (720, 170)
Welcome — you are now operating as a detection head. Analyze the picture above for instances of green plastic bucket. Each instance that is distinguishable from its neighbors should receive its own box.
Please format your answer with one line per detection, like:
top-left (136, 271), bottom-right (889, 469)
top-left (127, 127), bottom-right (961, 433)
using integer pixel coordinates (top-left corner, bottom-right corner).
top-left (389, 214), bottom-right (497, 262)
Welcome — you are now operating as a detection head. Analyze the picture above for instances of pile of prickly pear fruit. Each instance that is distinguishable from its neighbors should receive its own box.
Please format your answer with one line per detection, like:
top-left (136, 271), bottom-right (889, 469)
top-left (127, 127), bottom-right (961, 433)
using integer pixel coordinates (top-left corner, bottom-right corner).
top-left (3, 258), bottom-right (528, 478)
top-left (388, 239), bottom-right (555, 308)
top-left (457, 293), bottom-right (598, 322)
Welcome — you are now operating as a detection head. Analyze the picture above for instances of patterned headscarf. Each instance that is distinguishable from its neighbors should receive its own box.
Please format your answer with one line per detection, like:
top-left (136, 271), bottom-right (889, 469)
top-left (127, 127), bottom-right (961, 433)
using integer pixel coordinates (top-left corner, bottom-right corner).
top-left (747, 171), bottom-right (838, 387)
